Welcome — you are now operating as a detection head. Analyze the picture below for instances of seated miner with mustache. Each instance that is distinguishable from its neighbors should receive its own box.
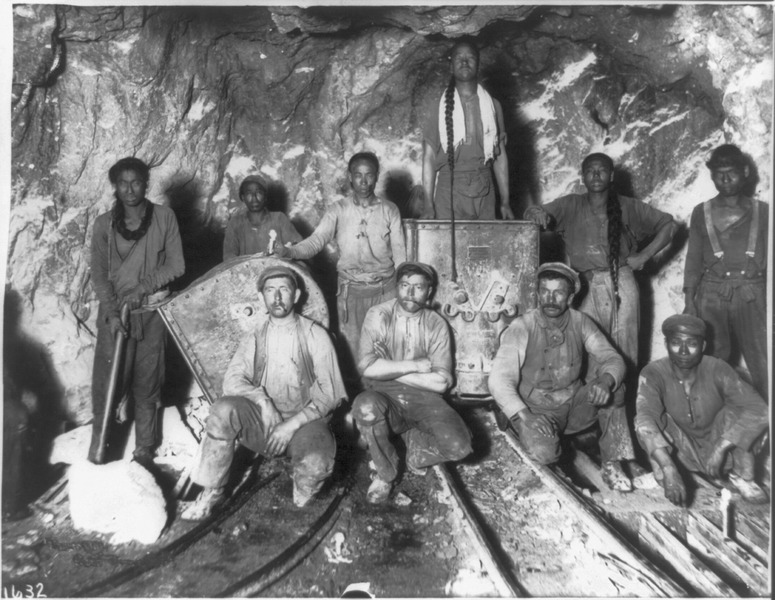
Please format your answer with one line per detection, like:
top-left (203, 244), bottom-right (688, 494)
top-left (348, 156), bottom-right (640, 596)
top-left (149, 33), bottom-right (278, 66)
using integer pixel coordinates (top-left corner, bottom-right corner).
top-left (635, 314), bottom-right (768, 506)
top-left (351, 262), bottom-right (472, 504)
top-left (182, 265), bottom-right (347, 519)
top-left (489, 263), bottom-right (630, 490)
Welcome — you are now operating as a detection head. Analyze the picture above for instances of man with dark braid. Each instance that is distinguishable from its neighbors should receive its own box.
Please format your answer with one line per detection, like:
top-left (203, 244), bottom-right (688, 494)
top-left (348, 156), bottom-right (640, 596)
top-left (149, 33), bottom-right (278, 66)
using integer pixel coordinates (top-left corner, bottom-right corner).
top-left (421, 38), bottom-right (514, 220)
top-left (89, 157), bottom-right (185, 467)
top-left (683, 144), bottom-right (768, 400)
top-left (525, 153), bottom-right (676, 490)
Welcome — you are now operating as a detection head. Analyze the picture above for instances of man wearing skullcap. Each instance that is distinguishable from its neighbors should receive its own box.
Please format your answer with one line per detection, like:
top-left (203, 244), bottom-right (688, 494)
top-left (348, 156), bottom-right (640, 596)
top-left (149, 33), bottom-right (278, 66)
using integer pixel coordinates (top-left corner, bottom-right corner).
top-left (351, 262), bottom-right (472, 503)
top-left (182, 264), bottom-right (347, 519)
top-left (683, 144), bottom-right (768, 399)
top-left (635, 314), bottom-right (768, 506)
top-left (489, 262), bottom-right (633, 491)
top-left (222, 174), bottom-right (302, 260)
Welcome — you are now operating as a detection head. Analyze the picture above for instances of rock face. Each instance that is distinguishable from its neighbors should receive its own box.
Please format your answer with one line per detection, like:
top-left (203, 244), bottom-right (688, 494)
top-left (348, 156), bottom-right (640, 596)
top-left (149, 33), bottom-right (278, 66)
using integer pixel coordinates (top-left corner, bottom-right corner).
top-left (7, 5), bottom-right (773, 424)
top-left (68, 460), bottom-right (167, 545)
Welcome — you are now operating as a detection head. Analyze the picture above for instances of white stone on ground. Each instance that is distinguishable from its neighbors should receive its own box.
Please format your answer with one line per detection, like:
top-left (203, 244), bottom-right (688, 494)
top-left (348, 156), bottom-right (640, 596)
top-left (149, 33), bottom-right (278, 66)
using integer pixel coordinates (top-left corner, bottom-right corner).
top-left (68, 460), bottom-right (167, 545)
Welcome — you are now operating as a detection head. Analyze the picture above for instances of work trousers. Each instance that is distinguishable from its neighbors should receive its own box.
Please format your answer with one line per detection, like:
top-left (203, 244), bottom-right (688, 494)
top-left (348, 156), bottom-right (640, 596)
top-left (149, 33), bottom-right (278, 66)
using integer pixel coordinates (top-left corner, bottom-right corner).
top-left (515, 382), bottom-right (634, 466)
top-left (352, 380), bottom-right (472, 482)
top-left (697, 279), bottom-right (768, 400)
top-left (336, 278), bottom-right (396, 382)
top-left (89, 309), bottom-right (166, 462)
top-left (637, 405), bottom-right (766, 481)
top-left (433, 167), bottom-right (496, 220)
top-left (192, 396), bottom-right (336, 497)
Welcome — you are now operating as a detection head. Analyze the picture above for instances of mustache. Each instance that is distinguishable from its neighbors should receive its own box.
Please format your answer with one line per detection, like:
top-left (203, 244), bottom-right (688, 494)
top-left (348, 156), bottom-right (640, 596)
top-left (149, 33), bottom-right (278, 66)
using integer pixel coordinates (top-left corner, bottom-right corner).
top-left (543, 304), bottom-right (561, 310)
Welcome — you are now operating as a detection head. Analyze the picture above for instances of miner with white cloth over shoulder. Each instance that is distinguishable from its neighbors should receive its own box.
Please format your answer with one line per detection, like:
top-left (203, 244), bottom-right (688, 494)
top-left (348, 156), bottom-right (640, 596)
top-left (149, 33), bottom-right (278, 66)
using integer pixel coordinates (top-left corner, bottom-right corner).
top-left (182, 265), bottom-right (347, 519)
top-left (635, 314), bottom-right (769, 506)
top-left (351, 262), bottom-right (472, 504)
top-left (488, 262), bottom-right (633, 491)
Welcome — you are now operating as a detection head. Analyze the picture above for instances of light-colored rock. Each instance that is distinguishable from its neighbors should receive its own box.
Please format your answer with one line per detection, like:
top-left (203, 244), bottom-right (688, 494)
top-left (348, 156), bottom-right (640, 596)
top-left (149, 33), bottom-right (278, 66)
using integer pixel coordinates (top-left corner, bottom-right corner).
top-left (49, 425), bottom-right (92, 465)
top-left (68, 459), bottom-right (167, 545)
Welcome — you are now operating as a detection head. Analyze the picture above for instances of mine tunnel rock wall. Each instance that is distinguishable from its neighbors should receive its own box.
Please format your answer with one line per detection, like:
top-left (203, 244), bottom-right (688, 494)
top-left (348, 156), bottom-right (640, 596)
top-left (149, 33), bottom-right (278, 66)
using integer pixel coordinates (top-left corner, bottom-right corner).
top-left (7, 4), bottom-right (773, 424)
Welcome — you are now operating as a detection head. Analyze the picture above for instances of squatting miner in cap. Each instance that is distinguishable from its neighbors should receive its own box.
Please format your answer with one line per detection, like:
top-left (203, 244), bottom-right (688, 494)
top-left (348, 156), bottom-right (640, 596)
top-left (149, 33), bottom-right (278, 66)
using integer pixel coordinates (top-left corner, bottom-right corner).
top-left (634, 314), bottom-right (769, 506)
top-left (489, 262), bottom-right (635, 492)
top-left (276, 152), bottom-right (406, 389)
top-left (222, 174), bottom-right (301, 261)
top-left (182, 264), bottom-right (347, 519)
top-left (351, 262), bottom-right (472, 503)
top-left (683, 144), bottom-right (768, 399)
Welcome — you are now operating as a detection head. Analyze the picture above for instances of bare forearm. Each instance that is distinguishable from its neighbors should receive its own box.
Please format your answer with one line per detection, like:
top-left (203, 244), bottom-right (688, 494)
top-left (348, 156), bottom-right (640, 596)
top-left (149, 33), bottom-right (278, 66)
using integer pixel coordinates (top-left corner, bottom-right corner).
top-left (395, 371), bottom-right (449, 393)
top-left (641, 220), bottom-right (676, 260)
top-left (363, 358), bottom-right (421, 380)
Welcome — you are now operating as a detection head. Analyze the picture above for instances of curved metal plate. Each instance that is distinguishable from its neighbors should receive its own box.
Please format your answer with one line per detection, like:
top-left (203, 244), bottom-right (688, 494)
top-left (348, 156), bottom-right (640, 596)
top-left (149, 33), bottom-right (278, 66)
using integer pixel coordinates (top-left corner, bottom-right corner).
top-left (157, 256), bottom-right (329, 402)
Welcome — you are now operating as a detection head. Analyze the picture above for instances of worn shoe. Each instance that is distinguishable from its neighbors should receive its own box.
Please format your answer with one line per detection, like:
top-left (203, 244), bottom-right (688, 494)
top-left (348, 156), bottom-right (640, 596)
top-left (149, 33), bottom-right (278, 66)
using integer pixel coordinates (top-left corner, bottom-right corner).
top-left (406, 461), bottom-right (429, 477)
top-left (366, 476), bottom-right (392, 504)
top-left (181, 487), bottom-right (225, 521)
top-left (293, 484), bottom-right (315, 508)
top-left (728, 474), bottom-right (769, 504)
top-left (601, 461), bottom-right (633, 492)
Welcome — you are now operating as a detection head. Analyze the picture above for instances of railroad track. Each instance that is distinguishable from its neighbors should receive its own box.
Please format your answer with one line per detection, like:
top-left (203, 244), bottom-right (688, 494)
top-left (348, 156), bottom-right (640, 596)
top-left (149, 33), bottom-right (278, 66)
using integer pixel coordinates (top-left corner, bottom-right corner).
top-left (442, 408), bottom-right (770, 597)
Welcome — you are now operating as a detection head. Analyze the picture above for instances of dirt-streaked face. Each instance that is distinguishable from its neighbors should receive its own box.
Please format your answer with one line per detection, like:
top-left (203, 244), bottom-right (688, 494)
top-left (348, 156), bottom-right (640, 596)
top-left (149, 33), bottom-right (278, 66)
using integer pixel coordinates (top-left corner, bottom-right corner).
top-left (538, 277), bottom-right (574, 319)
top-left (711, 165), bottom-right (748, 197)
top-left (397, 273), bottom-right (432, 314)
top-left (114, 169), bottom-right (147, 208)
top-left (261, 276), bottom-right (300, 319)
top-left (666, 332), bottom-right (705, 371)
top-left (582, 159), bottom-right (613, 194)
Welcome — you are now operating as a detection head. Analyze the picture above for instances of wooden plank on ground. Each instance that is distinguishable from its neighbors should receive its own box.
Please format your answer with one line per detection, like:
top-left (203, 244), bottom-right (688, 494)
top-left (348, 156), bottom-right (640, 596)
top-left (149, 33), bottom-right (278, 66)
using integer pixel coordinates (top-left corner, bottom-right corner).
top-left (638, 513), bottom-right (737, 597)
top-left (685, 512), bottom-right (769, 595)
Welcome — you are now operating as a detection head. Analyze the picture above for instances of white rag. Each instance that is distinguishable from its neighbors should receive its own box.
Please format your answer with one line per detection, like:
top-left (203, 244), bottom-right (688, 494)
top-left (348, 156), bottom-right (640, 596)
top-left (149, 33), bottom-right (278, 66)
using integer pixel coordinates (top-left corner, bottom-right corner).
top-left (437, 84), bottom-right (498, 162)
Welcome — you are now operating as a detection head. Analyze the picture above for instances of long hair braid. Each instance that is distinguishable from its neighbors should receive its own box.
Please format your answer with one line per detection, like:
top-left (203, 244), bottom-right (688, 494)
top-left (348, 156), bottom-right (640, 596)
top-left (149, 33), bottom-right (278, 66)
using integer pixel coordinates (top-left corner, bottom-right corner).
top-left (444, 75), bottom-right (458, 281)
top-left (606, 189), bottom-right (623, 307)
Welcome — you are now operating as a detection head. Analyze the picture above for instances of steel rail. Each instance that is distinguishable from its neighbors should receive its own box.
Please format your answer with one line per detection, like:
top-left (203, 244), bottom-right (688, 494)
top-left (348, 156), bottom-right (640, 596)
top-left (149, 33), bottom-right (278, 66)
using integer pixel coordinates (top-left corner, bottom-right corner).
top-left (70, 466), bottom-right (277, 597)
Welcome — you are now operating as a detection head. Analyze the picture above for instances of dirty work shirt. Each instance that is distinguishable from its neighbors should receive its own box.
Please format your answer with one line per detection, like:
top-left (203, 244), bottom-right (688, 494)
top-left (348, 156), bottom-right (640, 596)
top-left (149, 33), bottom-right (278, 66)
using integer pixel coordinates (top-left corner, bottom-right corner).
top-left (489, 307), bottom-right (630, 465)
top-left (195, 314), bottom-right (346, 492)
top-left (222, 314), bottom-right (347, 421)
top-left (286, 196), bottom-right (406, 284)
top-left (683, 199), bottom-right (769, 399)
top-left (423, 93), bottom-right (506, 219)
top-left (540, 194), bottom-right (673, 273)
top-left (352, 300), bottom-right (470, 481)
top-left (222, 209), bottom-right (301, 261)
top-left (635, 356), bottom-right (768, 473)
top-left (89, 202), bottom-right (184, 461)
top-left (488, 308), bottom-right (624, 419)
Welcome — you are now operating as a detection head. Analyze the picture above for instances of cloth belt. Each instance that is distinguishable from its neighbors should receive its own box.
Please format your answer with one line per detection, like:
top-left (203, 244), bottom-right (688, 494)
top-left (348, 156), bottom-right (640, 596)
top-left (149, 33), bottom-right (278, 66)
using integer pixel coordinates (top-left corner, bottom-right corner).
top-left (337, 277), bottom-right (396, 323)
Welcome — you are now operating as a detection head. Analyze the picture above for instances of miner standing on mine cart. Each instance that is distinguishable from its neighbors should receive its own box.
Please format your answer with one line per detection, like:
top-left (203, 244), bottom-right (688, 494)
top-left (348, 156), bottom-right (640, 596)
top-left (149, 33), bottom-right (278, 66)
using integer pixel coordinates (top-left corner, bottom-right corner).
top-left (525, 153), bottom-right (677, 490)
top-left (276, 152), bottom-right (406, 387)
top-left (222, 174), bottom-right (302, 261)
top-left (351, 262), bottom-right (472, 504)
top-left (488, 263), bottom-right (631, 490)
top-left (635, 314), bottom-right (769, 506)
top-left (182, 265), bottom-right (347, 519)
top-left (683, 144), bottom-right (769, 400)
top-left (421, 38), bottom-right (513, 220)
top-left (89, 157), bottom-right (184, 468)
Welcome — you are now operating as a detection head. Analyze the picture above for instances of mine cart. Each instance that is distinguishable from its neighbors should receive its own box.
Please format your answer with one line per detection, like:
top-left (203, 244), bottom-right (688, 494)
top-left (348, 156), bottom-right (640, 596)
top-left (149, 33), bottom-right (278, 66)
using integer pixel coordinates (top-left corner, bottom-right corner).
top-left (404, 219), bottom-right (539, 399)
top-left (156, 256), bottom-right (329, 403)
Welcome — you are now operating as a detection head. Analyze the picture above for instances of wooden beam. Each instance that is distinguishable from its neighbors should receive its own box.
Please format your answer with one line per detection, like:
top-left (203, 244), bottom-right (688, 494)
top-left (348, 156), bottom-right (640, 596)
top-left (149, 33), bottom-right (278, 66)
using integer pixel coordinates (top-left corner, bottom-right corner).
top-left (638, 513), bottom-right (737, 597)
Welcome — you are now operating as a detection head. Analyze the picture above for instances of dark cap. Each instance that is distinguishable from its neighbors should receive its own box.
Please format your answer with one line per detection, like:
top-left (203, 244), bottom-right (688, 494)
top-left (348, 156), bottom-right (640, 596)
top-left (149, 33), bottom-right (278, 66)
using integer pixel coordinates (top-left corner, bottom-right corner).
top-left (240, 174), bottom-right (268, 195)
top-left (257, 264), bottom-right (300, 291)
top-left (537, 262), bottom-right (581, 294)
top-left (662, 314), bottom-right (707, 339)
top-left (396, 261), bottom-right (436, 285)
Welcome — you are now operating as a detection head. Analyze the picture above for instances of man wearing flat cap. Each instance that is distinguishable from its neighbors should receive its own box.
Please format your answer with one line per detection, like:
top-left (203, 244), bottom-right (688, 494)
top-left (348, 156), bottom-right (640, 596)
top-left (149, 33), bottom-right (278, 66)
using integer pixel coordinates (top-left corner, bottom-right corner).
top-left (222, 174), bottom-right (302, 261)
top-left (351, 262), bottom-right (472, 503)
top-left (635, 314), bottom-right (768, 506)
top-left (489, 262), bottom-right (635, 491)
top-left (182, 265), bottom-right (347, 519)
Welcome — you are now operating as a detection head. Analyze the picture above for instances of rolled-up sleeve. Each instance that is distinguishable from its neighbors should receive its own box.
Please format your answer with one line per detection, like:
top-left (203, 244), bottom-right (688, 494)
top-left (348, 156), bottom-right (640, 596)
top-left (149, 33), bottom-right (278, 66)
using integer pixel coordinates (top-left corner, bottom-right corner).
top-left (488, 321), bottom-right (530, 419)
top-left (287, 210), bottom-right (337, 260)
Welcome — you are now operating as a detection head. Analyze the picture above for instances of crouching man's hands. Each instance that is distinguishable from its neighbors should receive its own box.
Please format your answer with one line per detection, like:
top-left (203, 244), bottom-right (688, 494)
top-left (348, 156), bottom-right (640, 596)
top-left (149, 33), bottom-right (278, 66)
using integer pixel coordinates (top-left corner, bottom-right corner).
top-left (586, 373), bottom-right (615, 406)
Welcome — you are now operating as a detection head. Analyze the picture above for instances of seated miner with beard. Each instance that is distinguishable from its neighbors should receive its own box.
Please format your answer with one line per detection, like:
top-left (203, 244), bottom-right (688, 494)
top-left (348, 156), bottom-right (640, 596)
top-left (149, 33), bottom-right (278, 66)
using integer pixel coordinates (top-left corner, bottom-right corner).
top-left (635, 314), bottom-right (769, 506)
top-left (351, 262), bottom-right (472, 504)
top-left (488, 263), bottom-right (632, 491)
top-left (222, 174), bottom-right (302, 261)
top-left (182, 265), bottom-right (347, 519)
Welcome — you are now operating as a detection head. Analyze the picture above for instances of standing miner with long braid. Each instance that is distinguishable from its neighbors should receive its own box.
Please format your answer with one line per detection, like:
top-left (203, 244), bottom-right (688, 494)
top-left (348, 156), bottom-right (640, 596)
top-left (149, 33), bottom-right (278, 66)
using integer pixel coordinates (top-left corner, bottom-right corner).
top-left (421, 39), bottom-right (514, 220)
top-left (525, 152), bottom-right (676, 491)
